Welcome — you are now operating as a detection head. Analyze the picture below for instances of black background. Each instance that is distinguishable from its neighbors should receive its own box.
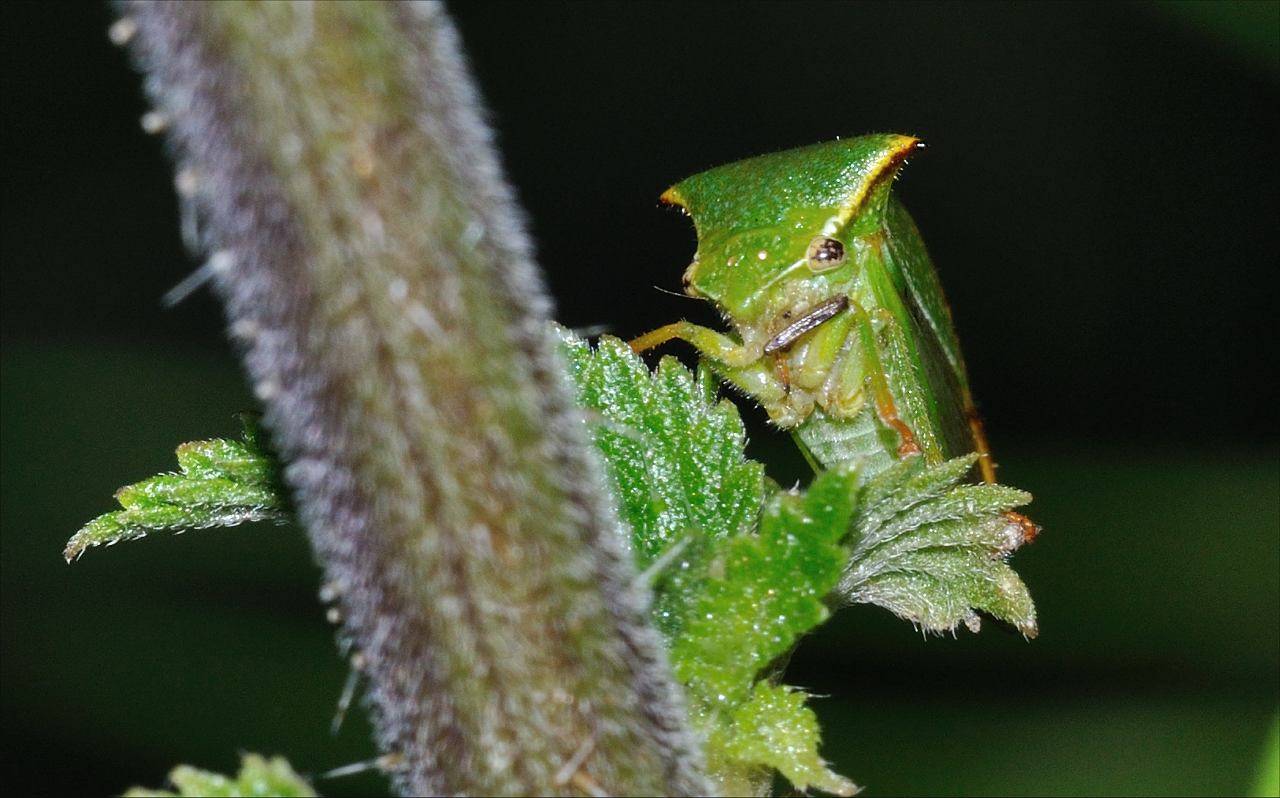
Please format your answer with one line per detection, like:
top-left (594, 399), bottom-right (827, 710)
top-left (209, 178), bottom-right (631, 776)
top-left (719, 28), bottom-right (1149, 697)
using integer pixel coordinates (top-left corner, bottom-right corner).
top-left (3, 3), bottom-right (1277, 796)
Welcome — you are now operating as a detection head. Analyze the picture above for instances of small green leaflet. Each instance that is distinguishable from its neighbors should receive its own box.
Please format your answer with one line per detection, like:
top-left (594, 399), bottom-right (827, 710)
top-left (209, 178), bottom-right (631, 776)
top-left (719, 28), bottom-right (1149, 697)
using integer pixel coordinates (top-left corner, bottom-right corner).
top-left (674, 471), bottom-right (865, 796)
top-left (64, 415), bottom-right (288, 562)
top-left (840, 453), bottom-right (1037, 637)
top-left (124, 753), bottom-right (315, 798)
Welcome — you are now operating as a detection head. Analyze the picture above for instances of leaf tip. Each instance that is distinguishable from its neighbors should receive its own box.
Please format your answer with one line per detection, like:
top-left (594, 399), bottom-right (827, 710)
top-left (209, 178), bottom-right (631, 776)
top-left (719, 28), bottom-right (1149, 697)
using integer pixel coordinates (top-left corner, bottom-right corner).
top-left (1007, 510), bottom-right (1040, 547)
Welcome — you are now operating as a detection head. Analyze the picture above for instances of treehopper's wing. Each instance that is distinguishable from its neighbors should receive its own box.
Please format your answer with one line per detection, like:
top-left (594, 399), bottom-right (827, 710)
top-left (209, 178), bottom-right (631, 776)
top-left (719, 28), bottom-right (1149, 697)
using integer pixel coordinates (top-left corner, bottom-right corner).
top-left (879, 194), bottom-right (983, 465)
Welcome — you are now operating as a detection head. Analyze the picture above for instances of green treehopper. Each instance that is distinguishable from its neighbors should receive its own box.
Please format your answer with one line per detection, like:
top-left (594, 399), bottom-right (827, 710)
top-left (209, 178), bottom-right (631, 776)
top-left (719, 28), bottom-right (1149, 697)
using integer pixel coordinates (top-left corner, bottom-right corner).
top-left (632, 134), bottom-right (1023, 507)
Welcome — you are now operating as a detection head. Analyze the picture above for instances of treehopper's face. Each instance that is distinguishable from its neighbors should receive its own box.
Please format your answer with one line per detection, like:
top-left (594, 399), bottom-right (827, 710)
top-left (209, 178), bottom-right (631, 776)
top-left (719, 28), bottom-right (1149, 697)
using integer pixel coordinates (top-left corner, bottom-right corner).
top-left (666, 134), bottom-right (920, 335)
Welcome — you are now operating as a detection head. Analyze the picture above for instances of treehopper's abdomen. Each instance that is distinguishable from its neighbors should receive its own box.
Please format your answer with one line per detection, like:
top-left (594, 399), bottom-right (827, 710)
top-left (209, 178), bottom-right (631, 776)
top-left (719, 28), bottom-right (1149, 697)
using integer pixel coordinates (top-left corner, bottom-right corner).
top-left (636, 134), bottom-right (995, 482)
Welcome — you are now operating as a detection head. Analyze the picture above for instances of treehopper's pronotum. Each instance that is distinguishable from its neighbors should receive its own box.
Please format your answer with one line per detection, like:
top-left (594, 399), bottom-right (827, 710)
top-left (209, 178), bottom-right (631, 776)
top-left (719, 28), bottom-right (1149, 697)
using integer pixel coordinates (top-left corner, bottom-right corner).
top-left (631, 134), bottom-right (1006, 486)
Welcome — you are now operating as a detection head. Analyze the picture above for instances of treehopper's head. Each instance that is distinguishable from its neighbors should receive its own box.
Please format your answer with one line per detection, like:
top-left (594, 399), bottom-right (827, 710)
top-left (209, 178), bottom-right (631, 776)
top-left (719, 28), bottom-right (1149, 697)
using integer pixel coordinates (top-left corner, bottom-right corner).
top-left (662, 134), bottom-right (922, 321)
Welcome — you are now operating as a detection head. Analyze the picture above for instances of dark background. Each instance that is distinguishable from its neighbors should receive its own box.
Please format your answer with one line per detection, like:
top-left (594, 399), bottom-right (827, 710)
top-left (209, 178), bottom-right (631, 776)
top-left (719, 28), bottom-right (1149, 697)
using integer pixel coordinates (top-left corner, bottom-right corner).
top-left (3, 2), bottom-right (1277, 796)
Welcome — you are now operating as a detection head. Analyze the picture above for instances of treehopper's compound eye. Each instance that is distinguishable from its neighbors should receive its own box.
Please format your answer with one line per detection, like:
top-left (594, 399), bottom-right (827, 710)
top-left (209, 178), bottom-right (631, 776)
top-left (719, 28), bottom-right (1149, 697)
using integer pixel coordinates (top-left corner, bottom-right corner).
top-left (806, 236), bottom-right (846, 273)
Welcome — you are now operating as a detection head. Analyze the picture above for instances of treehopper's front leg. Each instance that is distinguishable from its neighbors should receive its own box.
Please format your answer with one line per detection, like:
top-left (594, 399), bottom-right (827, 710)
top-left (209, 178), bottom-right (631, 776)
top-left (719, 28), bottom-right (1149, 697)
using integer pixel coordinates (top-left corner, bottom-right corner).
top-left (629, 321), bottom-right (800, 424)
top-left (629, 321), bottom-right (758, 367)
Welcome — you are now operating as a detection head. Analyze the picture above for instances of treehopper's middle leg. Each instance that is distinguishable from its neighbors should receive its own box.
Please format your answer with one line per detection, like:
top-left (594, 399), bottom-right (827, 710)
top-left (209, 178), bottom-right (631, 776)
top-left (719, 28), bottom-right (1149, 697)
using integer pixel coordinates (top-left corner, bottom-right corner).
top-left (827, 300), bottom-right (922, 459)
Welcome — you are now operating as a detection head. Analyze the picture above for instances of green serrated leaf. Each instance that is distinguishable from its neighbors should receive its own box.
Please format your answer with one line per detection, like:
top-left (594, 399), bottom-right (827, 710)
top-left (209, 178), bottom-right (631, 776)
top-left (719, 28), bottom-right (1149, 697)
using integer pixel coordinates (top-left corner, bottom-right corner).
top-left (124, 753), bottom-right (316, 797)
top-left (838, 454), bottom-right (1038, 637)
top-left (558, 327), bottom-right (856, 794)
top-left (714, 682), bottom-right (857, 797)
top-left (175, 432), bottom-right (278, 483)
top-left (857, 483), bottom-right (1032, 557)
top-left (670, 467), bottom-right (855, 707)
top-left (856, 452), bottom-right (981, 537)
top-left (65, 415), bottom-right (288, 562)
top-left (669, 468), bottom-right (861, 795)
top-left (557, 329), bottom-right (765, 567)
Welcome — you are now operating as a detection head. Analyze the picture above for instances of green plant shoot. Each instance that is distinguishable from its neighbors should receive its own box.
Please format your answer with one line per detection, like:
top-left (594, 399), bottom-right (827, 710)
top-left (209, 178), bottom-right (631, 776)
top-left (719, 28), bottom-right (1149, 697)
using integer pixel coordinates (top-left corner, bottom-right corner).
top-left (632, 134), bottom-right (999, 483)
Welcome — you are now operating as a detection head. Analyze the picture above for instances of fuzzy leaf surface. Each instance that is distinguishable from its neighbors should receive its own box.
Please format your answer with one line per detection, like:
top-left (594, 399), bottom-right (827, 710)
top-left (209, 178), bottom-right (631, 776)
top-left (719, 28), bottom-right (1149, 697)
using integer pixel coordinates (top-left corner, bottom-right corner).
top-left (65, 415), bottom-right (287, 562)
top-left (839, 453), bottom-right (1038, 636)
top-left (556, 329), bottom-right (765, 566)
top-left (714, 682), bottom-right (857, 797)
top-left (675, 469), bottom-right (862, 796)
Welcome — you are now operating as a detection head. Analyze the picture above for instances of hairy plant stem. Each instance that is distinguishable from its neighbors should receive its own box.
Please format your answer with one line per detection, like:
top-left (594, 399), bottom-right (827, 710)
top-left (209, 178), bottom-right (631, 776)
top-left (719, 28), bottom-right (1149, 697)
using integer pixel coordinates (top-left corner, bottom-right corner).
top-left (119, 2), bottom-right (707, 794)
